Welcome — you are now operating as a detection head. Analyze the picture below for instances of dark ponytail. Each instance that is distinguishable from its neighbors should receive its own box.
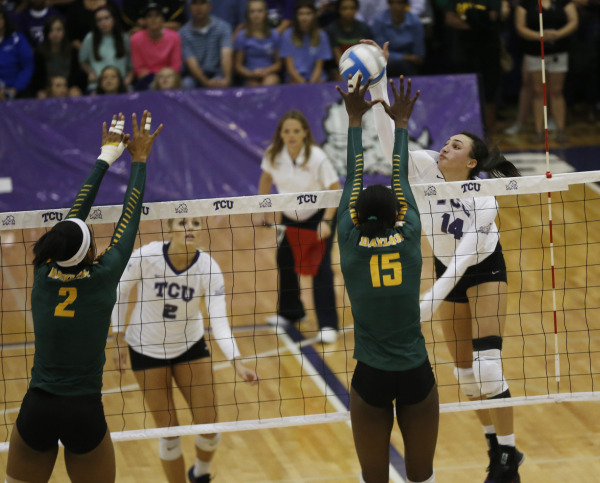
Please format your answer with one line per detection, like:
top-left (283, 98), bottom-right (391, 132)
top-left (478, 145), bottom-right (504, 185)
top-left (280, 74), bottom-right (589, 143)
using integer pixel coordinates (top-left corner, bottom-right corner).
top-left (33, 229), bottom-right (71, 268)
top-left (462, 132), bottom-right (521, 179)
top-left (355, 184), bottom-right (398, 238)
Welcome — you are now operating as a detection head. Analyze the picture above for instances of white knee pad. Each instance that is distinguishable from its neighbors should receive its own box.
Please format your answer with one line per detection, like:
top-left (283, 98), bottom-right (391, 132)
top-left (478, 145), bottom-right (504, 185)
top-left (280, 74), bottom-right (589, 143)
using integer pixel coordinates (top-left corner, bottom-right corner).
top-left (196, 433), bottom-right (221, 452)
top-left (473, 349), bottom-right (509, 398)
top-left (158, 437), bottom-right (182, 461)
top-left (453, 366), bottom-right (482, 398)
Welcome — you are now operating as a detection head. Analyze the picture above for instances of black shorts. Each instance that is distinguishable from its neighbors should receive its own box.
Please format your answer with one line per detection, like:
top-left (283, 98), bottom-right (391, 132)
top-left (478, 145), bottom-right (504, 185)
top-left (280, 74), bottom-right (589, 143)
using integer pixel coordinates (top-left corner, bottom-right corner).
top-left (351, 358), bottom-right (436, 408)
top-left (128, 337), bottom-right (210, 371)
top-left (434, 242), bottom-right (507, 304)
top-left (16, 387), bottom-right (107, 454)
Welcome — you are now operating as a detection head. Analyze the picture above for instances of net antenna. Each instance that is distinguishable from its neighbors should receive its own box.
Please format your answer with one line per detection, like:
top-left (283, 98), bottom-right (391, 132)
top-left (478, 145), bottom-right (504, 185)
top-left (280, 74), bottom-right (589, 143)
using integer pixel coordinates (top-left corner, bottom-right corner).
top-left (536, 0), bottom-right (560, 387)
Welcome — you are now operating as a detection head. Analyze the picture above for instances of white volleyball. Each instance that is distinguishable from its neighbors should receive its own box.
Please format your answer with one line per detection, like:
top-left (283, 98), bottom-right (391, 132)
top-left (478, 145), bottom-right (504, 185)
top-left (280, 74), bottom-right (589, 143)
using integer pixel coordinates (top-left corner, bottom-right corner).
top-left (339, 43), bottom-right (386, 91)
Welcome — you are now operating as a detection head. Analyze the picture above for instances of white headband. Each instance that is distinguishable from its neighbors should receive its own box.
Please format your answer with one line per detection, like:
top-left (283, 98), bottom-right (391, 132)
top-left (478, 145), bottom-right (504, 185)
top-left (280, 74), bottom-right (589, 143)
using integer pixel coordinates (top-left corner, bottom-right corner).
top-left (56, 218), bottom-right (91, 267)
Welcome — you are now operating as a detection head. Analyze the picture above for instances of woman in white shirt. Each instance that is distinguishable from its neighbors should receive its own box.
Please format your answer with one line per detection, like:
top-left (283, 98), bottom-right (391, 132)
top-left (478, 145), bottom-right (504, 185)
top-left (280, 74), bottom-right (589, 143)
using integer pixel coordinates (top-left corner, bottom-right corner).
top-left (112, 217), bottom-right (258, 483)
top-left (258, 109), bottom-right (341, 344)
top-left (364, 45), bottom-right (525, 481)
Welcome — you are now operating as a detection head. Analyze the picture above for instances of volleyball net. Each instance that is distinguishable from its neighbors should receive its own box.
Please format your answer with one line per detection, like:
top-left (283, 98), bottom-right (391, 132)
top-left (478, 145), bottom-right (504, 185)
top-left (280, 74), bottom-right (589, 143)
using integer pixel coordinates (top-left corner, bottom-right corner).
top-left (1, 170), bottom-right (599, 450)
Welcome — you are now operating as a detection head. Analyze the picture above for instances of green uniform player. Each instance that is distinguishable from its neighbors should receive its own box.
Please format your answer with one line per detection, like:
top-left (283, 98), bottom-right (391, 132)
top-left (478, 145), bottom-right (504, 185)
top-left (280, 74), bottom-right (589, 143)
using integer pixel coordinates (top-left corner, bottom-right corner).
top-left (339, 126), bottom-right (426, 371)
top-left (7, 112), bottom-right (162, 483)
top-left (335, 76), bottom-right (438, 483)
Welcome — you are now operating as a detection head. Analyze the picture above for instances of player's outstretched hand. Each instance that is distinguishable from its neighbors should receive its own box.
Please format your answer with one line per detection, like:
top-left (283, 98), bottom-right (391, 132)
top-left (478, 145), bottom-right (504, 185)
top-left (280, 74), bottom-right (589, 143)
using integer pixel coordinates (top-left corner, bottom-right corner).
top-left (359, 39), bottom-right (390, 62)
top-left (99, 113), bottom-right (129, 166)
top-left (126, 110), bottom-right (163, 163)
top-left (336, 73), bottom-right (382, 127)
top-left (233, 359), bottom-right (259, 386)
top-left (381, 76), bottom-right (420, 129)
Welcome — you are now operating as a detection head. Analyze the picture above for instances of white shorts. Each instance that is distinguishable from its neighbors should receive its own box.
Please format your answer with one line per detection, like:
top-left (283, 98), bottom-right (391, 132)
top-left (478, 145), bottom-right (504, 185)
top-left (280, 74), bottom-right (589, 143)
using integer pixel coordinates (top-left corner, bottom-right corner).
top-left (524, 53), bottom-right (568, 73)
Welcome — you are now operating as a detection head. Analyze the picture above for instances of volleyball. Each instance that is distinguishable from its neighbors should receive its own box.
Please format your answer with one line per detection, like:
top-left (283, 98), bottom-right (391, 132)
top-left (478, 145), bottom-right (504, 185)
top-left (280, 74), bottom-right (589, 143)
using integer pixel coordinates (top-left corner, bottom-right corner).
top-left (339, 43), bottom-right (387, 91)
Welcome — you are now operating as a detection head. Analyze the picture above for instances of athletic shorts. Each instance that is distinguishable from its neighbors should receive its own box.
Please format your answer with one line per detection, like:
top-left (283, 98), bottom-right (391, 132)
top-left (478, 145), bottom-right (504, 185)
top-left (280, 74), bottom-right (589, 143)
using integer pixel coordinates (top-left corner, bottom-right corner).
top-left (434, 242), bottom-right (507, 304)
top-left (351, 358), bottom-right (436, 408)
top-left (16, 387), bottom-right (107, 454)
top-left (128, 337), bottom-right (210, 371)
top-left (524, 53), bottom-right (568, 73)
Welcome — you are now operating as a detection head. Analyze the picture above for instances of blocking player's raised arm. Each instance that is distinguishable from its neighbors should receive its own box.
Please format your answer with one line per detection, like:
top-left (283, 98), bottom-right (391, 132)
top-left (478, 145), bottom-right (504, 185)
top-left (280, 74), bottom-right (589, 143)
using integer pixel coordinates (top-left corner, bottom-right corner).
top-left (100, 111), bottom-right (162, 276)
top-left (66, 114), bottom-right (128, 221)
top-left (335, 74), bottom-right (382, 238)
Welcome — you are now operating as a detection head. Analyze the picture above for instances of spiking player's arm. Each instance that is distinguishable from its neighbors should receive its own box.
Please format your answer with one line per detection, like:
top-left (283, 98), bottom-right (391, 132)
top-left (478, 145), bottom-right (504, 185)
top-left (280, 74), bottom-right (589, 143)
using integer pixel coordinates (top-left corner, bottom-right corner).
top-left (419, 197), bottom-right (499, 322)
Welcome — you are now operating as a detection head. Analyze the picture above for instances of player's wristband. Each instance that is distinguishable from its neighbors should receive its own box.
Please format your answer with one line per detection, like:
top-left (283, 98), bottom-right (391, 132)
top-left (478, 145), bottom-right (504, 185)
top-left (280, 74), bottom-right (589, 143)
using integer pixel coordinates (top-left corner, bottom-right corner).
top-left (98, 142), bottom-right (126, 166)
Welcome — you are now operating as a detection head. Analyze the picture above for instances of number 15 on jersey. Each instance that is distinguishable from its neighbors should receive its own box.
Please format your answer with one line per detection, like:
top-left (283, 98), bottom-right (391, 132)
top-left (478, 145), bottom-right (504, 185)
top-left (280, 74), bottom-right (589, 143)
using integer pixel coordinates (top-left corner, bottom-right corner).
top-left (369, 253), bottom-right (402, 287)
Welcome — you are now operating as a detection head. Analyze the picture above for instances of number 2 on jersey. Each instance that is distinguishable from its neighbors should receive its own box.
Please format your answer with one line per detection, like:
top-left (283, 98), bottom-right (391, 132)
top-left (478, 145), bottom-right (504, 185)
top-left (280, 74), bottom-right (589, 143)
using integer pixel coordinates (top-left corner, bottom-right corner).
top-left (55, 287), bottom-right (77, 317)
top-left (369, 253), bottom-right (402, 287)
top-left (440, 213), bottom-right (464, 240)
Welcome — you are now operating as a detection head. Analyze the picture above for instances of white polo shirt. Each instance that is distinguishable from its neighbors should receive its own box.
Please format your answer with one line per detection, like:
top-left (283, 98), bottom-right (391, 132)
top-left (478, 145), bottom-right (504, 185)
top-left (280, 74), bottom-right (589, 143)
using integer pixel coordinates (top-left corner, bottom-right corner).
top-left (261, 145), bottom-right (339, 221)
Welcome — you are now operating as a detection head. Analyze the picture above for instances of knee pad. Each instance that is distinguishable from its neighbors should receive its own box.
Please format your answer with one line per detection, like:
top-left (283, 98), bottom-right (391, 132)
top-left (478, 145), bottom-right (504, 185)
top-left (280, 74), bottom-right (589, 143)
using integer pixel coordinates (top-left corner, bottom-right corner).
top-left (158, 437), bottom-right (182, 461)
top-left (453, 366), bottom-right (482, 398)
top-left (473, 349), bottom-right (509, 398)
top-left (196, 433), bottom-right (221, 452)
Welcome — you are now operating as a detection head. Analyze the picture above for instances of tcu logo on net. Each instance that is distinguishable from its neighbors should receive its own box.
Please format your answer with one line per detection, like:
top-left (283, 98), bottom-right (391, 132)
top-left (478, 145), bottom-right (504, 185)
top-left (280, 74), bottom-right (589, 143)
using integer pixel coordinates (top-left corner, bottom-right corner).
top-left (461, 182), bottom-right (481, 193)
top-left (213, 200), bottom-right (234, 211)
top-left (297, 194), bottom-right (317, 205)
top-left (41, 212), bottom-right (64, 222)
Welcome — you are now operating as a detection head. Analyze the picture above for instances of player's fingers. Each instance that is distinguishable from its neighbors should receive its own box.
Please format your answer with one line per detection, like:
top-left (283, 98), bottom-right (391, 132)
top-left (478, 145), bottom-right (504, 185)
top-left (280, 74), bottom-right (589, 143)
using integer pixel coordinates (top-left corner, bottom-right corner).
top-left (362, 76), bottom-right (373, 92)
top-left (150, 123), bottom-right (164, 140)
top-left (131, 112), bottom-right (139, 135)
top-left (389, 78), bottom-right (399, 100)
top-left (143, 110), bottom-right (151, 132)
top-left (108, 115), bottom-right (118, 134)
top-left (412, 89), bottom-right (421, 104)
top-left (405, 77), bottom-right (412, 99)
top-left (335, 85), bottom-right (347, 98)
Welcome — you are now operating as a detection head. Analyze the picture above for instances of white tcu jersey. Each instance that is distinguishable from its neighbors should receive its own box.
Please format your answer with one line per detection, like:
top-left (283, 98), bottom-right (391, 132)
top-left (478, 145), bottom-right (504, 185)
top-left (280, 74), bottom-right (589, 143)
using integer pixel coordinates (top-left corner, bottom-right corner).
top-left (112, 241), bottom-right (240, 361)
top-left (408, 150), bottom-right (500, 268)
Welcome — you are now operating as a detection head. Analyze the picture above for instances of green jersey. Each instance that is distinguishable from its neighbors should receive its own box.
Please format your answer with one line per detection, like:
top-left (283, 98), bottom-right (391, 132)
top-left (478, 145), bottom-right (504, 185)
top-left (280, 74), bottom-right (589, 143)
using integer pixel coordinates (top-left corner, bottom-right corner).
top-left (338, 127), bottom-right (427, 371)
top-left (30, 160), bottom-right (146, 396)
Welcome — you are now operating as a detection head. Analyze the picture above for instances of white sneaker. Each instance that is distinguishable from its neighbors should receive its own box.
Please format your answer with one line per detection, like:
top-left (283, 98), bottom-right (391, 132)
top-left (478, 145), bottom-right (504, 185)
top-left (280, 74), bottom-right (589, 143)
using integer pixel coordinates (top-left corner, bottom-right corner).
top-left (317, 327), bottom-right (338, 344)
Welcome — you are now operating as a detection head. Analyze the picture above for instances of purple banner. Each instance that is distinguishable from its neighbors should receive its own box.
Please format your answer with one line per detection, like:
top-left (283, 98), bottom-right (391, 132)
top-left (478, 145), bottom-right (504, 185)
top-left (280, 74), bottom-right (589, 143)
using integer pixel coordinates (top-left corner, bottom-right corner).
top-left (0, 75), bottom-right (481, 212)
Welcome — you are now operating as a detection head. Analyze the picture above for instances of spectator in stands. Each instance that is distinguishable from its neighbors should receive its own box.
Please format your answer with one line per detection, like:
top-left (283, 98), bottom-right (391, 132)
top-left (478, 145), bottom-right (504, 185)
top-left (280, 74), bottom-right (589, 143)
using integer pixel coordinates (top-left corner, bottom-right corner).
top-left (0, 5), bottom-right (34, 99)
top-left (150, 65), bottom-right (181, 88)
top-left (39, 74), bottom-right (80, 97)
top-left (372, 0), bottom-right (425, 77)
top-left (95, 64), bottom-right (126, 93)
top-left (210, 0), bottom-right (246, 31)
top-left (445, 0), bottom-right (509, 135)
top-left (234, 0), bottom-right (281, 86)
top-left (15, 0), bottom-right (61, 48)
top-left (266, 0), bottom-right (295, 33)
top-left (326, 0), bottom-right (373, 80)
top-left (180, 0), bottom-right (232, 88)
top-left (515, 0), bottom-right (578, 143)
top-left (280, 0), bottom-right (332, 83)
top-left (79, 5), bottom-right (133, 92)
top-left (130, 2), bottom-right (182, 89)
top-left (33, 16), bottom-right (85, 97)
top-left (66, 0), bottom-right (109, 49)
top-left (358, 0), bottom-right (431, 24)
top-left (122, 0), bottom-right (186, 32)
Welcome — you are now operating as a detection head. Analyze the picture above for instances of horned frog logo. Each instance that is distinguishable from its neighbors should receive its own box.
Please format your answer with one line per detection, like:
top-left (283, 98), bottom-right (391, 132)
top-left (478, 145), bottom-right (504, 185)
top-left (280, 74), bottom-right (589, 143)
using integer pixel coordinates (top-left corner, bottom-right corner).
top-left (322, 100), bottom-right (431, 176)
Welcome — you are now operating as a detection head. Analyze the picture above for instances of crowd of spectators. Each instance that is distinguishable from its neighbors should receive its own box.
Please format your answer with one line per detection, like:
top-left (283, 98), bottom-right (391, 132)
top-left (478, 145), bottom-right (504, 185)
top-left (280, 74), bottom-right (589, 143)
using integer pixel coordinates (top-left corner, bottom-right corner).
top-left (0, 0), bottom-right (598, 135)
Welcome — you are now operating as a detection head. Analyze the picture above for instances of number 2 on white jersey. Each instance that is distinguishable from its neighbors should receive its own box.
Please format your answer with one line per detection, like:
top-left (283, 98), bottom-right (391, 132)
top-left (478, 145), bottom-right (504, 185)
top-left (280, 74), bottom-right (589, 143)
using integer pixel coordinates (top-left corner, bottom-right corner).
top-left (369, 253), bottom-right (402, 287)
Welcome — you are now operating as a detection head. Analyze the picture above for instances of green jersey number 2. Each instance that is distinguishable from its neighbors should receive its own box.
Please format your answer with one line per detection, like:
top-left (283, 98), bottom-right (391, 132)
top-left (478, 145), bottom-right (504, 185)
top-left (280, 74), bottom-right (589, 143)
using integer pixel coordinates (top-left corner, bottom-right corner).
top-left (369, 254), bottom-right (402, 287)
top-left (55, 287), bottom-right (77, 317)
